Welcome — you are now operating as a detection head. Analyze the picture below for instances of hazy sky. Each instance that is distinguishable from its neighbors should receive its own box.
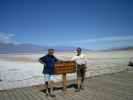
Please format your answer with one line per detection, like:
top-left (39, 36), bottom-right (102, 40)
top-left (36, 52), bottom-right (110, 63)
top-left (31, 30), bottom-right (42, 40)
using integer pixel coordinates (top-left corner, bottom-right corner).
top-left (0, 0), bottom-right (133, 50)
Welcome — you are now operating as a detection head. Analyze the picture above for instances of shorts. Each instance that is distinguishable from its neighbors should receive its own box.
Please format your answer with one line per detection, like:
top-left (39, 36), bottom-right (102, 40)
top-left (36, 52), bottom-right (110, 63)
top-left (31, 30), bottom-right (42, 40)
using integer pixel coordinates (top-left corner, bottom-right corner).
top-left (77, 64), bottom-right (86, 78)
top-left (44, 74), bottom-right (56, 82)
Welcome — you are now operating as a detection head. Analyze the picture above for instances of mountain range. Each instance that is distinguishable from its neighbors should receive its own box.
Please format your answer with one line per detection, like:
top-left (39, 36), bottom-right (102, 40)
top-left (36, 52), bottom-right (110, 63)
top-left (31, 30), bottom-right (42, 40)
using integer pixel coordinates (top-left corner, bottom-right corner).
top-left (100, 46), bottom-right (133, 52)
top-left (0, 42), bottom-right (133, 53)
top-left (0, 42), bottom-right (77, 53)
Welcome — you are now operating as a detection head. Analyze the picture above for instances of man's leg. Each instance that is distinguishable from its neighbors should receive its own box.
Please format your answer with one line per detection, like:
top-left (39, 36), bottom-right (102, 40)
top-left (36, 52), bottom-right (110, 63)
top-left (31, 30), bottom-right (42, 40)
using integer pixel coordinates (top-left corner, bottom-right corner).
top-left (75, 67), bottom-right (82, 92)
top-left (80, 66), bottom-right (86, 89)
top-left (44, 74), bottom-right (49, 95)
top-left (45, 81), bottom-right (49, 95)
top-left (48, 75), bottom-right (56, 97)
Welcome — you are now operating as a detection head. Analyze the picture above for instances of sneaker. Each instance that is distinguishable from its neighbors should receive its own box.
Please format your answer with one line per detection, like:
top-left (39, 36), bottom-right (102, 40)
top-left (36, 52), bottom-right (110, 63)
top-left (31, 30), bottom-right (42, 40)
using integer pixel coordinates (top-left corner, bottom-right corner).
top-left (45, 93), bottom-right (48, 96)
top-left (75, 89), bottom-right (80, 92)
top-left (41, 89), bottom-right (48, 95)
top-left (80, 85), bottom-right (84, 90)
top-left (49, 94), bottom-right (56, 97)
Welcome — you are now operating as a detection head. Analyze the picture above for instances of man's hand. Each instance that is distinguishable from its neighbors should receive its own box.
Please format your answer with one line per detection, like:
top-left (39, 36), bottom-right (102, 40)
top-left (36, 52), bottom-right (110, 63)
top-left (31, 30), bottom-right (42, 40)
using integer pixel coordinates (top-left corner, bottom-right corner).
top-left (39, 57), bottom-right (45, 64)
top-left (57, 60), bottom-right (64, 63)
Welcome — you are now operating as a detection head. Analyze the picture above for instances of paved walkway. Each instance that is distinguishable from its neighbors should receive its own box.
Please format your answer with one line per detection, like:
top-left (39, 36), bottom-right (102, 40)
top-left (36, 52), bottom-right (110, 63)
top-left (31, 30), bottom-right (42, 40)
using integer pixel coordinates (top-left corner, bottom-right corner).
top-left (0, 70), bottom-right (133, 100)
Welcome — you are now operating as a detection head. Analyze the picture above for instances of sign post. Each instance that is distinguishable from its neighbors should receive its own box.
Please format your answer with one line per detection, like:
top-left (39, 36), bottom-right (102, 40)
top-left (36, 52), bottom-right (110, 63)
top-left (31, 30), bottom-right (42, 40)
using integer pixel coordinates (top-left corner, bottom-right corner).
top-left (63, 73), bottom-right (67, 91)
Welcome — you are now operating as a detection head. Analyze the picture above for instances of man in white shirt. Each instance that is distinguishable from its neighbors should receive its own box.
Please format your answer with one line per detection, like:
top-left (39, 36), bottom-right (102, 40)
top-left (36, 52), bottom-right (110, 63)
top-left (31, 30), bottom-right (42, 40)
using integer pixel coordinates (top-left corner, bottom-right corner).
top-left (71, 47), bottom-right (87, 92)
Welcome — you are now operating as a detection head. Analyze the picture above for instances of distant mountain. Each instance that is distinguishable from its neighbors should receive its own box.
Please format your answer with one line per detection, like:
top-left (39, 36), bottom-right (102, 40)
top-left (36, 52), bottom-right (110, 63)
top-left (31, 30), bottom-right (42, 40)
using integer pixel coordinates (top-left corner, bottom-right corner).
top-left (100, 46), bottom-right (133, 52)
top-left (0, 42), bottom-right (48, 53)
top-left (1, 42), bottom-right (132, 53)
top-left (0, 42), bottom-right (82, 53)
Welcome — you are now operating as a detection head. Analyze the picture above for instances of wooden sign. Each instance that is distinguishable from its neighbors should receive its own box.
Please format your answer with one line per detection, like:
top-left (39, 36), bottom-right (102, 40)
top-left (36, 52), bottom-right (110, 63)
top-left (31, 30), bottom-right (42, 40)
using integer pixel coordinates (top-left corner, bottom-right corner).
top-left (53, 61), bottom-right (76, 75)
top-left (53, 61), bottom-right (76, 93)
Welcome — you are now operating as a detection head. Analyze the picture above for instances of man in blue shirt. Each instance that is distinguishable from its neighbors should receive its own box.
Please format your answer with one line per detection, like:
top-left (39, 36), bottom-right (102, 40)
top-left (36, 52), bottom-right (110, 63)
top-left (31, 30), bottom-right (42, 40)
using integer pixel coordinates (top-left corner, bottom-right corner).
top-left (39, 49), bottom-right (58, 97)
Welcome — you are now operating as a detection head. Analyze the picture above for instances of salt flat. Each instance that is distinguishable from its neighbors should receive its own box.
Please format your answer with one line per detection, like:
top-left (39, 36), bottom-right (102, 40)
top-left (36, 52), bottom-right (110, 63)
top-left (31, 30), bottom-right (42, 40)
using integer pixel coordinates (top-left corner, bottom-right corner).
top-left (0, 50), bottom-right (133, 90)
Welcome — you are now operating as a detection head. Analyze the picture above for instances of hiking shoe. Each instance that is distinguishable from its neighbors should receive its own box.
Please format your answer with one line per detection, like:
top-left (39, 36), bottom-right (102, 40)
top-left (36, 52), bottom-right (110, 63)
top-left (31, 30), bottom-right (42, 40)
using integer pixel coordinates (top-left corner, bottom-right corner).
top-left (75, 89), bottom-right (80, 92)
top-left (80, 85), bottom-right (84, 90)
top-left (49, 94), bottom-right (56, 97)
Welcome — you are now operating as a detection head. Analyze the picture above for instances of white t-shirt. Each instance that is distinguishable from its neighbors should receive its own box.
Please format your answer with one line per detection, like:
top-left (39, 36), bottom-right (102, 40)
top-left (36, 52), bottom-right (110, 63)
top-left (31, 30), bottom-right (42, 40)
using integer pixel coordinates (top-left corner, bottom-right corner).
top-left (71, 54), bottom-right (87, 65)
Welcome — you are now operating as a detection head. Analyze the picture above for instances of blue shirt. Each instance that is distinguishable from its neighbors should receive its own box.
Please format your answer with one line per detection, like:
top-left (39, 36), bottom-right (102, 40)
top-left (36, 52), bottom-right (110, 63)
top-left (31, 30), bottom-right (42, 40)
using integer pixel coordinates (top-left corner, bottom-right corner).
top-left (39, 54), bottom-right (58, 75)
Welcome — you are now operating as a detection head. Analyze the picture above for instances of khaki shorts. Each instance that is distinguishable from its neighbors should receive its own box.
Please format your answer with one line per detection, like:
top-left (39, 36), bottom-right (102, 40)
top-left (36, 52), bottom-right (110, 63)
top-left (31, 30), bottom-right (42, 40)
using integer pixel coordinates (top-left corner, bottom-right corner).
top-left (77, 64), bottom-right (86, 78)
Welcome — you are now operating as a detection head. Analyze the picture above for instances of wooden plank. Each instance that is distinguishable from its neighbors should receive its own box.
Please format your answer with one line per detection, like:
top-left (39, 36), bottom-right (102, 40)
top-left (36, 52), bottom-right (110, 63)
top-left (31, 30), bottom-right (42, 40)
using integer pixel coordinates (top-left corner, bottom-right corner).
top-left (2, 91), bottom-right (10, 100)
top-left (20, 88), bottom-right (35, 100)
top-left (6, 91), bottom-right (16, 100)
top-left (0, 92), bottom-right (4, 100)
top-left (10, 89), bottom-right (18, 100)
top-left (23, 88), bottom-right (43, 100)
top-left (13, 89), bottom-right (24, 100)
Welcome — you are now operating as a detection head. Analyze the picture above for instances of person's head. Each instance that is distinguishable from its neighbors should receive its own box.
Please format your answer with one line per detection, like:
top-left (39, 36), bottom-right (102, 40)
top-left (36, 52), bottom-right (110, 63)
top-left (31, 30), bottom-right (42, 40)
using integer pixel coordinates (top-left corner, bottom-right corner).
top-left (48, 49), bottom-right (54, 55)
top-left (76, 47), bottom-right (82, 55)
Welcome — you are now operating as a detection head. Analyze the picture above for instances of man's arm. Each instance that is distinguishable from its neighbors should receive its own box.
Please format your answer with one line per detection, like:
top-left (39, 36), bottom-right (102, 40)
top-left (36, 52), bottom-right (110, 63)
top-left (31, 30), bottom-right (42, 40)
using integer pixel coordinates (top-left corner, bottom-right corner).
top-left (39, 56), bottom-right (46, 64)
top-left (71, 56), bottom-right (77, 61)
top-left (54, 56), bottom-right (58, 62)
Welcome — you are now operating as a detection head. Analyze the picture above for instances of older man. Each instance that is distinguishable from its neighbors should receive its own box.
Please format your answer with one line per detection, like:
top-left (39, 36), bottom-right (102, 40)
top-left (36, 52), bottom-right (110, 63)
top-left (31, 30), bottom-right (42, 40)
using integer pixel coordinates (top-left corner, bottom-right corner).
top-left (71, 48), bottom-right (87, 92)
top-left (39, 49), bottom-right (58, 97)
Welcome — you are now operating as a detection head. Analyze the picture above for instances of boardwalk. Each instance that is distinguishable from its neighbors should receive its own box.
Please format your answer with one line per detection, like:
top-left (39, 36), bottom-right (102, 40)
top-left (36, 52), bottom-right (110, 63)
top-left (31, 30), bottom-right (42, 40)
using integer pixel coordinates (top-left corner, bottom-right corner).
top-left (0, 70), bottom-right (133, 100)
